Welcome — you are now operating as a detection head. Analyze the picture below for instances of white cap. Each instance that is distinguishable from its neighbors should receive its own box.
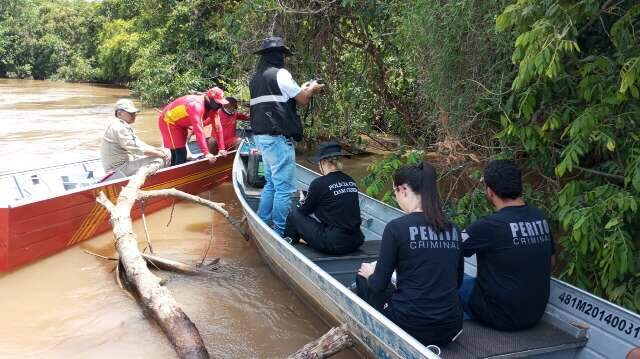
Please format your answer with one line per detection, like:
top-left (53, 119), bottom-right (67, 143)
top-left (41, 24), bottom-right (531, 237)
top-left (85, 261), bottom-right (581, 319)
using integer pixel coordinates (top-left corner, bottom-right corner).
top-left (115, 99), bottom-right (140, 113)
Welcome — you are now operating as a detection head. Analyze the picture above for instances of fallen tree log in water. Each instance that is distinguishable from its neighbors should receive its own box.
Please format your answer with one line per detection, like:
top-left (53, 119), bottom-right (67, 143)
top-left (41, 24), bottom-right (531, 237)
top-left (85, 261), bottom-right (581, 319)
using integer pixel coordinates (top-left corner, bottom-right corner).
top-left (96, 161), bottom-right (233, 359)
top-left (288, 324), bottom-right (354, 359)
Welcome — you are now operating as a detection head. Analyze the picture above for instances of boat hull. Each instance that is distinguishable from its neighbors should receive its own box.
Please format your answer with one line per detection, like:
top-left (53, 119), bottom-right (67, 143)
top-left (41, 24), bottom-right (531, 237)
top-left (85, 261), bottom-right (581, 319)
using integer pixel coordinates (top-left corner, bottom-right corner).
top-left (233, 143), bottom-right (640, 358)
top-left (0, 156), bottom-right (233, 272)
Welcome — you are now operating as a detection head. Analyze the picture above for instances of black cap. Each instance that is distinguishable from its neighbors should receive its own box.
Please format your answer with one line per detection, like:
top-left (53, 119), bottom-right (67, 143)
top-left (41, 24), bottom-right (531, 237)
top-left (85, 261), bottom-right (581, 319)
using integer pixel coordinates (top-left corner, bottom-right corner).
top-left (309, 142), bottom-right (352, 163)
top-left (254, 36), bottom-right (293, 56)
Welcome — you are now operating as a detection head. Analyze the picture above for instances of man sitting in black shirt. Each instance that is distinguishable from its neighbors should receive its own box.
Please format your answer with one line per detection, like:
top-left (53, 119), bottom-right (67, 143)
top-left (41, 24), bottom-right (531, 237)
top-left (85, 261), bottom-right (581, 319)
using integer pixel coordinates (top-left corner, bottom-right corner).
top-left (283, 142), bottom-right (364, 255)
top-left (460, 160), bottom-right (556, 331)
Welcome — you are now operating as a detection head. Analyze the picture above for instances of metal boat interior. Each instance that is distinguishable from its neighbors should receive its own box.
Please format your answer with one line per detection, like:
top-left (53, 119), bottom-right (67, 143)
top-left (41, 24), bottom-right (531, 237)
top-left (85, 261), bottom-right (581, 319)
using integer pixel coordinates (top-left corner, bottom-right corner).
top-left (0, 142), bottom-right (208, 206)
top-left (234, 140), bottom-right (639, 358)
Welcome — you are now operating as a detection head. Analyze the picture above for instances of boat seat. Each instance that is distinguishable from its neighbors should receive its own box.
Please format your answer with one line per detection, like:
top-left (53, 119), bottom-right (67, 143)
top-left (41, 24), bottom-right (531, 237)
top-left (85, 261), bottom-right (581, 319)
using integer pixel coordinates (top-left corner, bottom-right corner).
top-left (295, 239), bottom-right (380, 261)
top-left (295, 240), bottom-right (381, 286)
top-left (441, 318), bottom-right (588, 358)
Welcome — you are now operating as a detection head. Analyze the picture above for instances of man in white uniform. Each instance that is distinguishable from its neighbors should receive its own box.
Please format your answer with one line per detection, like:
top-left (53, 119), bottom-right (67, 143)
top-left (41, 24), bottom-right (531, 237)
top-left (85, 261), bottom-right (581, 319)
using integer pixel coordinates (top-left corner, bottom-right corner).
top-left (100, 99), bottom-right (169, 179)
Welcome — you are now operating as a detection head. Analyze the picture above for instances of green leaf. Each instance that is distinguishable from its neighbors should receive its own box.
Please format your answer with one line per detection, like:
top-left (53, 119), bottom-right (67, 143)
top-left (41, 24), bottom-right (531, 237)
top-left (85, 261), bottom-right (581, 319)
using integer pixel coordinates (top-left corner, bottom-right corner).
top-left (496, 13), bottom-right (511, 32)
top-left (611, 284), bottom-right (627, 300)
top-left (604, 218), bottom-right (619, 229)
top-left (606, 139), bottom-right (616, 152)
top-left (633, 173), bottom-right (640, 192)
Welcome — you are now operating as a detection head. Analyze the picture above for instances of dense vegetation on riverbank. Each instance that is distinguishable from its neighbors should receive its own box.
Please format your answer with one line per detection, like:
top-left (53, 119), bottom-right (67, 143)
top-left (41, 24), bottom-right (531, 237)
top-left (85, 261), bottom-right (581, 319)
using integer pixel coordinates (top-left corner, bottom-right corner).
top-left (1, 0), bottom-right (639, 312)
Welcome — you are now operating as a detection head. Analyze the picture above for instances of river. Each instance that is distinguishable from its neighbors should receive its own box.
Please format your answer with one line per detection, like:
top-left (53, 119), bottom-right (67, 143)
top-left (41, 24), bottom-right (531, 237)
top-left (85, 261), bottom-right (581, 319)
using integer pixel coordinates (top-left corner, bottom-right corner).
top-left (0, 79), bottom-right (360, 358)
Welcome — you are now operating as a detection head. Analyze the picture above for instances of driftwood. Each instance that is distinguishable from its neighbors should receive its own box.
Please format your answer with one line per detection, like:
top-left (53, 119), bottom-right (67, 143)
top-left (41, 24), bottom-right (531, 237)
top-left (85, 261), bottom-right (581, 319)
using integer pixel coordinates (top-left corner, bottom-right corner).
top-left (139, 199), bottom-right (154, 253)
top-left (141, 253), bottom-right (220, 274)
top-left (96, 161), bottom-right (234, 359)
top-left (85, 248), bottom-right (219, 275)
top-left (288, 324), bottom-right (354, 359)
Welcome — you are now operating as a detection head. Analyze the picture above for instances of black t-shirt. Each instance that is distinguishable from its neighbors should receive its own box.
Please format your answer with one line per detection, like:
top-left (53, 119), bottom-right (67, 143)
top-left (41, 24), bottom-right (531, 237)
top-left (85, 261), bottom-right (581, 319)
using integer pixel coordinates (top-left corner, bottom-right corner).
top-left (463, 204), bottom-right (555, 330)
top-left (369, 212), bottom-right (463, 330)
top-left (298, 171), bottom-right (361, 230)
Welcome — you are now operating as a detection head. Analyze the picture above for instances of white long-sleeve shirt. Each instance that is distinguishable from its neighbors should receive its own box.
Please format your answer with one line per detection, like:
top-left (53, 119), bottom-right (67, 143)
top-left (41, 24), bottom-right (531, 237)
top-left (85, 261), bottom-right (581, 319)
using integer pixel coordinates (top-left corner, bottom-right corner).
top-left (100, 117), bottom-right (152, 171)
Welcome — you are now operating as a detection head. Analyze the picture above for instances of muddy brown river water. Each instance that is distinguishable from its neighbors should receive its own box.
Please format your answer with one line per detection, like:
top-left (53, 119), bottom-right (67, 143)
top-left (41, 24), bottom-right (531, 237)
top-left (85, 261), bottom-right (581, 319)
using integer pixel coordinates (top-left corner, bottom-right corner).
top-left (0, 79), bottom-right (364, 358)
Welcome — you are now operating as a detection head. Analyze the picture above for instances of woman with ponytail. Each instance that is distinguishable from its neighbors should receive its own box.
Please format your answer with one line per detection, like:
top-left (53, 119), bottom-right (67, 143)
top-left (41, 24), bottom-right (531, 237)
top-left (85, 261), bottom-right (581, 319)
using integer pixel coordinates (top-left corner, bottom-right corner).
top-left (356, 161), bottom-right (464, 346)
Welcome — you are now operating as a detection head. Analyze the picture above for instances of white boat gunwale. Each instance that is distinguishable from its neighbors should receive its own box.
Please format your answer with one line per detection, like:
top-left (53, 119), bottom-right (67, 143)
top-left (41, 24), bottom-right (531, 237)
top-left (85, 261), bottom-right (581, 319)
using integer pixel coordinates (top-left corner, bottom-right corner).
top-left (1, 151), bottom-right (236, 208)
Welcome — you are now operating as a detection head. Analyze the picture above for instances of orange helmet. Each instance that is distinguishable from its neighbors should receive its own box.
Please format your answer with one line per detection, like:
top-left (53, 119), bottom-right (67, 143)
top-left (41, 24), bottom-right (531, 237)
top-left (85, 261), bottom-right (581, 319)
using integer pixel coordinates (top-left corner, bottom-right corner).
top-left (206, 87), bottom-right (229, 105)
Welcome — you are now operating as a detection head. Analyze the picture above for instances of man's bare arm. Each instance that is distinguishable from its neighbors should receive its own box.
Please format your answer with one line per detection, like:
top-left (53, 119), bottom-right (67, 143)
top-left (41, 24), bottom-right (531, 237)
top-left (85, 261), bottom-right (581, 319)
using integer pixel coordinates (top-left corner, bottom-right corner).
top-left (294, 81), bottom-right (324, 105)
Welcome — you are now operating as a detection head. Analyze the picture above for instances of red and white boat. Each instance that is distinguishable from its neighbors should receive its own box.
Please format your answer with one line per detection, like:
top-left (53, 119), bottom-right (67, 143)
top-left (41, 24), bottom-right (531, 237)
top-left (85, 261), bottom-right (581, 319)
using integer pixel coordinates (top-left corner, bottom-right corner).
top-left (0, 154), bottom-right (234, 272)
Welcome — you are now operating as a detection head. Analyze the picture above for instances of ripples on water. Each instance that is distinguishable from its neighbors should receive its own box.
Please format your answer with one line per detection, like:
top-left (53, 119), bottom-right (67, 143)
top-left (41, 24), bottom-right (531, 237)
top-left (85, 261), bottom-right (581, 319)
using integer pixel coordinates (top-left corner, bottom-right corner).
top-left (0, 79), bottom-right (160, 173)
top-left (0, 80), bottom-right (356, 358)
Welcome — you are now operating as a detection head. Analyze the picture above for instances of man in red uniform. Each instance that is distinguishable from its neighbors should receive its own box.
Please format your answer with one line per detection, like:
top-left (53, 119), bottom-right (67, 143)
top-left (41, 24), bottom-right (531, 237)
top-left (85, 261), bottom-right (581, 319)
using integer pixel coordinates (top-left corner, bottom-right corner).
top-left (203, 97), bottom-right (249, 156)
top-left (158, 87), bottom-right (229, 166)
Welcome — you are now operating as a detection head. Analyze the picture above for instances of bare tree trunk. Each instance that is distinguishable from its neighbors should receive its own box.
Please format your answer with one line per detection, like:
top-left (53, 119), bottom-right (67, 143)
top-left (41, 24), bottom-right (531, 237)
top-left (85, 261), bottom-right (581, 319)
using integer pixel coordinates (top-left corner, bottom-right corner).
top-left (288, 324), bottom-right (354, 359)
top-left (96, 162), bottom-right (231, 359)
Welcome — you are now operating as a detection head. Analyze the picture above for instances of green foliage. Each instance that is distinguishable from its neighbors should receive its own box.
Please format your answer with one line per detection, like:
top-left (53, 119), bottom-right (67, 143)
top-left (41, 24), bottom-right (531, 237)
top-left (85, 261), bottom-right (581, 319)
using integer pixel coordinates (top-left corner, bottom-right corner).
top-left (496, 0), bottom-right (640, 311)
top-left (400, 0), bottom-right (513, 139)
top-left (0, 0), bottom-right (100, 80)
top-left (124, 0), bottom-right (250, 105)
top-left (362, 150), bottom-right (423, 206)
top-left (53, 55), bottom-right (99, 82)
top-left (97, 19), bottom-right (141, 82)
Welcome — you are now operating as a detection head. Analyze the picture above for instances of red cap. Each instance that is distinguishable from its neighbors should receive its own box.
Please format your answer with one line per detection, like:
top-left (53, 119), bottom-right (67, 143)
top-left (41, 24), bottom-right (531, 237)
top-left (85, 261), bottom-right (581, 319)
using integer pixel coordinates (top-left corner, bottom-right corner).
top-left (206, 87), bottom-right (229, 105)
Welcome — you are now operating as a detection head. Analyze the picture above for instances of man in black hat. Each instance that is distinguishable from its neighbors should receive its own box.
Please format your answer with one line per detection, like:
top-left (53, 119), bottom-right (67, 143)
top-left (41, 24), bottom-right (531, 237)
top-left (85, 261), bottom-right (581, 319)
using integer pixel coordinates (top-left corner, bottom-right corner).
top-left (282, 142), bottom-right (364, 255)
top-left (459, 159), bottom-right (556, 331)
top-left (249, 36), bottom-right (324, 235)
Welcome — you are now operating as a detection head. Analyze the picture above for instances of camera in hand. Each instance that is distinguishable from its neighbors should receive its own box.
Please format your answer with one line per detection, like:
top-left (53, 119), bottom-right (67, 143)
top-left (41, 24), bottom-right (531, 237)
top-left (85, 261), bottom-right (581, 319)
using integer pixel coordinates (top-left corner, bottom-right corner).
top-left (311, 77), bottom-right (325, 85)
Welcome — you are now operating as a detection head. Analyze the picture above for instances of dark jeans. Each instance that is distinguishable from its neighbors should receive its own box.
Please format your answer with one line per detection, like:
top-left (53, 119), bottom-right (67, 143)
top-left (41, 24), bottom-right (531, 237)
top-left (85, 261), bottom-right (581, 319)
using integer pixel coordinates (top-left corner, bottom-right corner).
top-left (283, 208), bottom-right (364, 255)
top-left (355, 275), bottom-right (463, 347)
top-left (458, 274), bottom-right (476, 320)
top-left (170, 147), bottom-right (187, 166)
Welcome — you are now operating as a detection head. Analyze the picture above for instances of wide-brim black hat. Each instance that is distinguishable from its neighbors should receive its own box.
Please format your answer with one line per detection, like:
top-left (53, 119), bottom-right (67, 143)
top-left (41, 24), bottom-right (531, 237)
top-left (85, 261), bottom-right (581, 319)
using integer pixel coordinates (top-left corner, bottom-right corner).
top-left (309, 142), bottom-right (352, 163)
top-left (254, 36), bottom-right (293, 56)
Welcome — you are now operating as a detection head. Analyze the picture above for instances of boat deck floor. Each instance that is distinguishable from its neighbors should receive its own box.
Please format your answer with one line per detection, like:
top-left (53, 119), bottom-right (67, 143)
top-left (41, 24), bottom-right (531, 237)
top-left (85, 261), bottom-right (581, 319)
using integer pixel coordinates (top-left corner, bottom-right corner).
top-left (298, 242), bottom-right (587, 358)
top-left (442, 320), bottom-right (586, 358)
